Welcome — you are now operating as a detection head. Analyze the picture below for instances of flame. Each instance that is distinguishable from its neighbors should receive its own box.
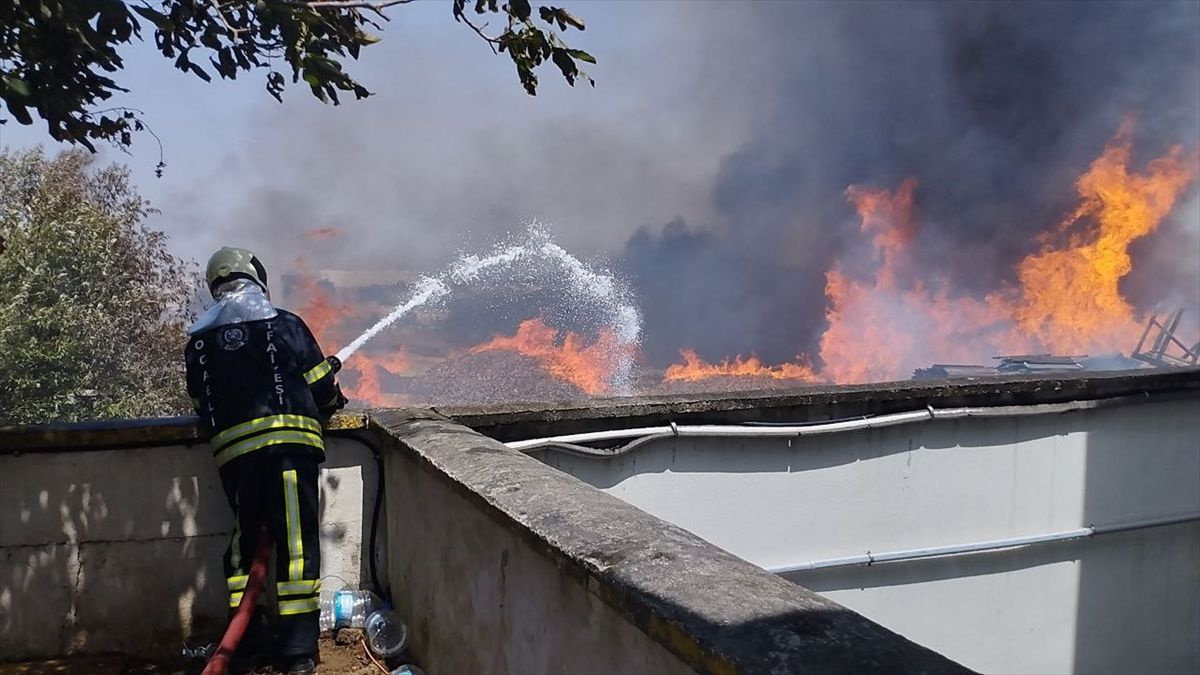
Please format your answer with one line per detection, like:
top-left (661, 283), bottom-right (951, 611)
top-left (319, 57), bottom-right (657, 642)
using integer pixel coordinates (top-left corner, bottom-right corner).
top-left (290, 258), bottom-right (408, 406)
top-left (469, 318), bottom-right (623, 395)
top-left (1008, 120), bottom-right (1198, 354)
top-left (821, 179), bottom-right (931, 382)
top-left (290, 258), bottom-right (353, 350)
top-left (814, 120), bottom-right (1196, 383)
top-left (663, 349), bottom-right (820, 382)
top-left (677, 121), bottom-right (1195, 386)
top-left (305, 227), bottom-right (341, 241)
top-left (846, 177), bottom-right (919, 290)
top-left (343, 350), bottom-right (409, 407)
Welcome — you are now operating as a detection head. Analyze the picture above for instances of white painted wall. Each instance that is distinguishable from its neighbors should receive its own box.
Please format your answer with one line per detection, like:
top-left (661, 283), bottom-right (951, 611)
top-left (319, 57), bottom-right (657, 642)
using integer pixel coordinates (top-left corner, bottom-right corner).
top-left (535, 396), bottom-right (1200, 674)
top-left (0, 437), bottom-right (379, 660)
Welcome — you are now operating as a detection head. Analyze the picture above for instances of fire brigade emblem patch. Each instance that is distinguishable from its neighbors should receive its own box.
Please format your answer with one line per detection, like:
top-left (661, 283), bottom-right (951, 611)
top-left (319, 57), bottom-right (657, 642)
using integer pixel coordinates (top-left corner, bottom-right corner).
top-left (219, 326), bottom-right (247, 351)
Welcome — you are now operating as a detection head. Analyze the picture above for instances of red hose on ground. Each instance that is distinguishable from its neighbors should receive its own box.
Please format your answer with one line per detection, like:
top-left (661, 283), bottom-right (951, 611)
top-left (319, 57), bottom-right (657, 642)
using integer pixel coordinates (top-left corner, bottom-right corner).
top-left (203, 526), bottom-right (273, 675)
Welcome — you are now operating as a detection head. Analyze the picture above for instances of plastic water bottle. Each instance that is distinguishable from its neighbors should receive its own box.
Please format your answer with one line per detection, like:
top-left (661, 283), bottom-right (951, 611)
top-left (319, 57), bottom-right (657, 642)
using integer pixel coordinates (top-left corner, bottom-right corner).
top-left (319, 589), bottom-right (381, 631)
top-left (365, 609), bottom-right (409, 659)
top-left (390, 666), bottom-right (425, 675)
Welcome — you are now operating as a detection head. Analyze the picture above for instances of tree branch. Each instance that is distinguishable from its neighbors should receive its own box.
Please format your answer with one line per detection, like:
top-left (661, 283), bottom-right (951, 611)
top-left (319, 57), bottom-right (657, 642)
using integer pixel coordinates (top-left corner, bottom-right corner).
top-left (282, 0), bottom-right (418, 18)
top-left (453, 10), bottom-right (502, 54)
top-left (85, 107), bottom-right (167, 177)
top-left (208, 0), bottom-right (248, 39)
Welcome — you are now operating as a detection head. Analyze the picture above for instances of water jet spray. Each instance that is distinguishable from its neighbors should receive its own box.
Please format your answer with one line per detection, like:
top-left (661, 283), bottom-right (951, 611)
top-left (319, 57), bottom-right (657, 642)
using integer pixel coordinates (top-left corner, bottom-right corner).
top-left (330, 228), bottom-right (643, 395)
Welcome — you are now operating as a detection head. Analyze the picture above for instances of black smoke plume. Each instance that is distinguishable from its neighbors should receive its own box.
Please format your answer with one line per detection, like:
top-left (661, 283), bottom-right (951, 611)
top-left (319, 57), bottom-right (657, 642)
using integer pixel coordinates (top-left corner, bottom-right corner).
top-left (619, 1), bottom-right (1200, 367)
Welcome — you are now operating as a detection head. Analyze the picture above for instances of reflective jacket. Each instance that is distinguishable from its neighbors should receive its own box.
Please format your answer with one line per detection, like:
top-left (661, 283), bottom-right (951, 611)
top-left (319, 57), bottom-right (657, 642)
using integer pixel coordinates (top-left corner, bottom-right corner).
top-left (185, 309), bottom-right (340, 469)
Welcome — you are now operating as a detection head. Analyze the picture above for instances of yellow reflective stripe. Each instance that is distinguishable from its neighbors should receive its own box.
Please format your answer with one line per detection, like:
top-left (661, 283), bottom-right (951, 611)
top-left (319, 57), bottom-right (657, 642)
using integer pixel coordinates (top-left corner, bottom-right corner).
top-left (214, 429), bottom-right (324, 467)
top-left (227, 575), bottom-right (249, 591)
top-left (283, 469), bottom-right (303, 581)
top-left (229, 591), bottom-right (244, 607)
top-left (279, 596), bottom-right (321, 615)
top-left (277, 579), bottom-right (321, 596)
top-left (303, 359), bottom-right (332, 385)
top-left (211, 414), bottom-right (321, 451)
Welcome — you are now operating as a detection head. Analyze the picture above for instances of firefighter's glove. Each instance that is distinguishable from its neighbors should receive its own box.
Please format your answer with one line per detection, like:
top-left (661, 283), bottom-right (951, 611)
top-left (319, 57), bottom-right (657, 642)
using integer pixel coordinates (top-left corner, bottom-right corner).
top-left (319, 384), bottom-right (349, 418)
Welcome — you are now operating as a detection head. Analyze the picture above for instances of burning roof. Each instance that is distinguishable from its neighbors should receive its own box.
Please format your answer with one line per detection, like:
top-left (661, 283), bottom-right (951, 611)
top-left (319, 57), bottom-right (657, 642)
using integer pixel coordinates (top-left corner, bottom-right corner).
top-left (279, 121), bottom-right (1198, 408)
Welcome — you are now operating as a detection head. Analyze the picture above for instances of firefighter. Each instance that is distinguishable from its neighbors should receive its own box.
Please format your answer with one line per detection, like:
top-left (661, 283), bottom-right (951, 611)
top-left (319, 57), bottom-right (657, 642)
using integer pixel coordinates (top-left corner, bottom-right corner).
top-left (185, 247), bottom-right (347, 675)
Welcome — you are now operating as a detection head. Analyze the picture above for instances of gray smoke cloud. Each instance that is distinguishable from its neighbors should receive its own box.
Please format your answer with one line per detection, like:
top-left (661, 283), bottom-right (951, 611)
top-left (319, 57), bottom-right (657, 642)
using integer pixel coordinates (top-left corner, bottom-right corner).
top-left (156, 1), bottom-right (1199, 368)
top-left (620, 0), bottom-right (1200, 366)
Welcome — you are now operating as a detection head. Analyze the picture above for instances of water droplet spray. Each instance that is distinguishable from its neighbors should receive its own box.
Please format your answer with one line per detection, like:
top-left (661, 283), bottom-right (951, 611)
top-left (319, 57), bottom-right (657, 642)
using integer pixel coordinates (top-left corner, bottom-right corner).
top-left (334, 227), bottom-right (642, 395)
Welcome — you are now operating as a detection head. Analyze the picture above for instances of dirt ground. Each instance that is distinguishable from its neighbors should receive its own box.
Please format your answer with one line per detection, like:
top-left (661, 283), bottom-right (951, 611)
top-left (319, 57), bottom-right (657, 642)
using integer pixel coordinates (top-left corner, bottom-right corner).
top-left (0, 631), bottom-right (412, 675)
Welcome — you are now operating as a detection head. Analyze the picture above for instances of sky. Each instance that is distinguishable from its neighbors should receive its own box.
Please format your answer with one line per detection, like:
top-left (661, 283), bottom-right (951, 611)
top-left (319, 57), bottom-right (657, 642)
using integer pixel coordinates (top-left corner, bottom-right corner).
top-left (3, 1), bottom-right (1198, 367)
top-left (1, 2), bottom-right (752, 265)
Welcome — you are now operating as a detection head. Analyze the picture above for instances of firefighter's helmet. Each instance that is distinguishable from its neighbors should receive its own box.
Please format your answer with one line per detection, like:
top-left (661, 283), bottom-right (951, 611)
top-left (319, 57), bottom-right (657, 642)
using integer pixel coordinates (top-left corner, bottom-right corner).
top-left (205, 246), bottom-right (268, 297)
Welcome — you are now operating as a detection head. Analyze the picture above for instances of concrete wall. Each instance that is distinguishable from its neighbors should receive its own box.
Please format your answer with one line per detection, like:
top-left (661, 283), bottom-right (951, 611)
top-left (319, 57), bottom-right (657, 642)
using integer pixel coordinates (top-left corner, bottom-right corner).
top-left (0, 430), bottom-right (379, 660)
top-left (532, 393), bottom-right (1200, 674)
top-left (381, 422), bottom-right (693, 675)
top-left (372, 409), bottom-right (967, 675)
top-left (2, 412), bottom-right (970, 674)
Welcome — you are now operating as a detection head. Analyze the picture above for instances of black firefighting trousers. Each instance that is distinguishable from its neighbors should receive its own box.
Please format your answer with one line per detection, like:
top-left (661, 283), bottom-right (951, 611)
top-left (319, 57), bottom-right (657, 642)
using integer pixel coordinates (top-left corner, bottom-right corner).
top-left (220, 450), bottom-right (322, 659)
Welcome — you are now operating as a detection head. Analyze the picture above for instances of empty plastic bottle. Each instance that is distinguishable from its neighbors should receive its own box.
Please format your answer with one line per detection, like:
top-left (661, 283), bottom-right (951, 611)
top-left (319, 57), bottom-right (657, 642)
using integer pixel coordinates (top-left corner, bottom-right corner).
top-left (390, 666), bottom-right (426, 675)
top-left (365, 609), bottom-right (409, 660)
top-left (319, 589), bottom-right (382, 631)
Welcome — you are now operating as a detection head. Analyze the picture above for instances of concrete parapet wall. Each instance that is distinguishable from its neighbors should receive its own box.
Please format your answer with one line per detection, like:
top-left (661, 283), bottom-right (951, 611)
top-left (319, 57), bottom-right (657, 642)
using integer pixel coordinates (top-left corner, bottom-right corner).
top-left (0, 417), bottom-right (378, 660)
top-left (450, 368), bottom-right (1200, 442)
top-left (515, 372), bottom-right (1200, 674)
top-left (1, 409), bottom-right (972, 674)
top-left (371, 409), bottom-right (968, 675)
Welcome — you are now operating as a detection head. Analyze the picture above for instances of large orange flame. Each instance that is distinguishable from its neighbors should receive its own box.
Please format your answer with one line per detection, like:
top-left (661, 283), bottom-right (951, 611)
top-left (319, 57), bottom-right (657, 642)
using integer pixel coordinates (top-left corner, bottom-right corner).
top-left (469, 318), bottom-right (623, 395)
top-left (289, 259), bottom-right (409, 406)
top-left (671, 120), bottom-right (1197, 386)
top-left (290, 258), bottom-right (353, 350)
top-left (663, 349), bottom-right (820, 382)
top-left (1007, 120), bottom-right (1197, 354)
top-left (847, 176), bottom-right (919, 290)
top-left (819, 178), bottom-right (956, 383)
top-left (343, 351), bottom-right (410, 407)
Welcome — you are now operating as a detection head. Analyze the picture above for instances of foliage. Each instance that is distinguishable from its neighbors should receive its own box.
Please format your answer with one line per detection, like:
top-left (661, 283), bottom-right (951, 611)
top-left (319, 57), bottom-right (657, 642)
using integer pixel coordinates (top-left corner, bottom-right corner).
top-left (452, 0), bottom-right (594, 95)
top-left (0, 148), bottom-right (200, 424)
top-left (0, 0), bottom-right (593, 154)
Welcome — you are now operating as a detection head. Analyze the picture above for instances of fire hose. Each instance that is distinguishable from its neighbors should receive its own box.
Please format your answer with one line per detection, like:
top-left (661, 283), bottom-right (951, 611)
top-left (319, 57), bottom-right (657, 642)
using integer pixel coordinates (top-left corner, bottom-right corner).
top-left (202, 526), bottom-right (273, 675)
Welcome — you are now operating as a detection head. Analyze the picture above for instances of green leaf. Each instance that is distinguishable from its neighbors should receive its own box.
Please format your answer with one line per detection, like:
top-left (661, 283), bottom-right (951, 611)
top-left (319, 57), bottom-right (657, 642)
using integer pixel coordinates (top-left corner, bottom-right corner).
top-left (188, 62), bottom-right (212, 82)
top-left (200, 28), bottom-right (222, 50)
top-left (6, 101), bottom-right (33, 125)
top-left (131, 6), bottom-right (174, 32)
top-left (567, 49), bottom-right (595, 64)
top-left (509, 0), bottom-right (531, 22)
top-left (558, 9), bottom-right (585, 29)
top-left (3, 77), bottom-right (32, 98)
top-left (539, 7), bottom-right (585, 31)
top-left (551, 48), bottom-right (576, 85)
